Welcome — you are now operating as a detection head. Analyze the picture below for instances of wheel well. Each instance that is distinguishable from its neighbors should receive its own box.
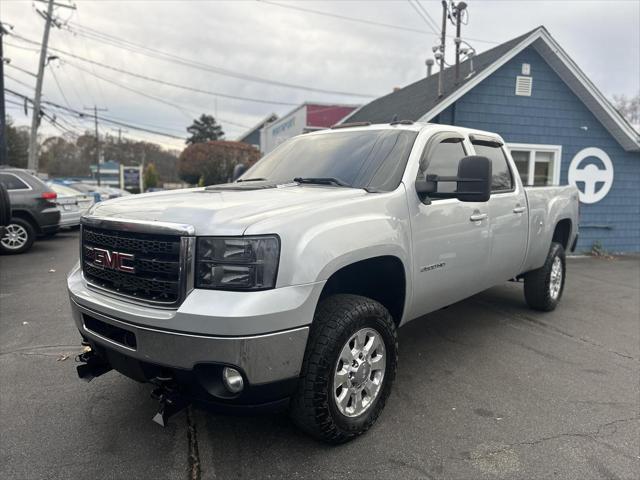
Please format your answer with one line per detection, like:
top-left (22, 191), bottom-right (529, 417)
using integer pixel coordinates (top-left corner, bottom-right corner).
top-left (552, 219), bottom-right (572, 250)
top-left (320, 256), bottom-right (406, 325)
top-left (11, 210), bottom-right (39, 233)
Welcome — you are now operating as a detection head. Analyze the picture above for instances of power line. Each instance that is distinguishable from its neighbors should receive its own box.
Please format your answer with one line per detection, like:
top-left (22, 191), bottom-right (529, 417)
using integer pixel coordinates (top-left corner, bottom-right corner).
top-left (64, 21), bottom-right (378, 98)
top-left (64, 60), bottom-right (253, 129)
top-left (6, 89), bottom-right (186, 140)
top-left (407, 0), bottom-right (440, 35)
top-left (259, 0), bottom-right (498, 45)
top-left (10, 33), bottom-right (302, 107)
top-left (5, 73), bottom-right (35, 91)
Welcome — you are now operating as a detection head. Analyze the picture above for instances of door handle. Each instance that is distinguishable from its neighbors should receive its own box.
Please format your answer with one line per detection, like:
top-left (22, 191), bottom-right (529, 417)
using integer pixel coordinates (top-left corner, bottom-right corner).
top-left (469, 213), bottom-right (487, 222)
top-left (513, 206), bottom-right (526, 214)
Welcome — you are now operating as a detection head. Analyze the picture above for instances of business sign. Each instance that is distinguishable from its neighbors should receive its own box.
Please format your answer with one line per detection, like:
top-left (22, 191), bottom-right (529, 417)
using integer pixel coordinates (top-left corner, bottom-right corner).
top-left (260, 106), bottom-right (306, 154)
top-left (568, 147), bottom-right (614, 204)
top-left (120, 165), bottom-right (143, 193)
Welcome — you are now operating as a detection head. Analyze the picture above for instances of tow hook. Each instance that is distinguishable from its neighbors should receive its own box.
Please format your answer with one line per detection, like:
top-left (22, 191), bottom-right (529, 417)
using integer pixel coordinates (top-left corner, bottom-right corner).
top-left (150, 378), bottom-right (190, 427)
top-left (75, 345), bottom-right (112, 382)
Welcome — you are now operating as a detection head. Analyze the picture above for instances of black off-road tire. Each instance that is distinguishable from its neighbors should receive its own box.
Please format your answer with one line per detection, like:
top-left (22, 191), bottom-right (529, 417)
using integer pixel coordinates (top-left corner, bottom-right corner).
top-left (290, 294), bottom-right (398, 444)
top-left (524, 242), bottom-right (566, 311)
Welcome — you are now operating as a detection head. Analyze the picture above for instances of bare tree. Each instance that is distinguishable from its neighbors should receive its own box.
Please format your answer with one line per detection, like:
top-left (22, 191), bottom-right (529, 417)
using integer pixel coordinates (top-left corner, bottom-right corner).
top-left (612, 92), bottom-right (640, 127)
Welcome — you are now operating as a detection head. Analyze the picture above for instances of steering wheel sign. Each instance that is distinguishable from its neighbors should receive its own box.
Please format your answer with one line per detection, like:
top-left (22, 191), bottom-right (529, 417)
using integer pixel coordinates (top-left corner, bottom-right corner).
top-left (568, 147), bottom-right (614, 204)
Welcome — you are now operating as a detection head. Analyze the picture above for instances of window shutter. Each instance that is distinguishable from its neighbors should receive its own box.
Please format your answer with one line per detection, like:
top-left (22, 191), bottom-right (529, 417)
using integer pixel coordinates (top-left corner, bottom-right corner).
top-left (515, 76), bottom-right (532, 96)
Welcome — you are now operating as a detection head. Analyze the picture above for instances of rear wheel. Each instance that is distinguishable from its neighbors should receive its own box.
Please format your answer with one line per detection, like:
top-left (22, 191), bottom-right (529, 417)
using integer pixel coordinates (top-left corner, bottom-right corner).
top-left (524, 242), bottom-right (566, 311)
top-left (0, 218), bottom-right (36, 254)
top-left (290, 294), bottom-right (398, 444)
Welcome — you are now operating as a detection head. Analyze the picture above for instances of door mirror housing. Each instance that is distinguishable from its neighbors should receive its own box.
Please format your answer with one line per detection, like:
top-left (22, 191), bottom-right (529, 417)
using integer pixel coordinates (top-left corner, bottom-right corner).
top-left (415, 155), bottom-right (492, 203)
top-left (232, 163), bottom-right (247, 182)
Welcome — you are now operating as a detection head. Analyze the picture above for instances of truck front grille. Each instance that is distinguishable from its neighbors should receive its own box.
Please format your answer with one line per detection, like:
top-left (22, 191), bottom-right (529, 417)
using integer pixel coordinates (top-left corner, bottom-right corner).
top-left (82, 226), bottom-right (184, 306)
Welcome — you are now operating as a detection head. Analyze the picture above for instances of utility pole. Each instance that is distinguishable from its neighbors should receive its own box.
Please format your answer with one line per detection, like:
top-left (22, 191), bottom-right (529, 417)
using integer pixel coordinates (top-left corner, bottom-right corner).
top-left (437, 0), bottom-right (448, 97)
top-left (0, 24), bottom-right (9, 165)
top-left (85, 105), bottom-right (108, 186)
top-left (27, 0), bottom-right (75, 171)
top-left (453, 2), bottom-right (467, 84)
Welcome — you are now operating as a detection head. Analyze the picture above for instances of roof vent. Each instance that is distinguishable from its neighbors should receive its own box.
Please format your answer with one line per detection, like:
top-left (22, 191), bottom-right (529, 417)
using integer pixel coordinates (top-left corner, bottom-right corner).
top-left (515, 76), bottom-right (532, 96)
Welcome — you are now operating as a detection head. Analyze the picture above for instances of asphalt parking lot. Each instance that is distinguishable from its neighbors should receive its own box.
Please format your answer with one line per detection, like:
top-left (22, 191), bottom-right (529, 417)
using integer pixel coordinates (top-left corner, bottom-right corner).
top-left (1, 230), bottom-right (638, 480)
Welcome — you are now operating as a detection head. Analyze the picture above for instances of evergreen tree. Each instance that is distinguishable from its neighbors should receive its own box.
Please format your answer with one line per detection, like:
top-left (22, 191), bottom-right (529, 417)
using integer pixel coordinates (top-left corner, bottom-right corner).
top-left (186, 114), bottom-right (225, 145)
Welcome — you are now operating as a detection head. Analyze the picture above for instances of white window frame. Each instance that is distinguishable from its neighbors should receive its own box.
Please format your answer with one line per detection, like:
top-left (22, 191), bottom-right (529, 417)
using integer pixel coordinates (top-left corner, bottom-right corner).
top-left (507, 143), bottom-right (562, 186)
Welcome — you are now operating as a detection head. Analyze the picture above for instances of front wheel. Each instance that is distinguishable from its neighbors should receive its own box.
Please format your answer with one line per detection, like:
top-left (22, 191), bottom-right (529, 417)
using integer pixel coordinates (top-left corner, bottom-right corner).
top-left (524, 242), bottom-right (566, 311)
top-left (290, 294), bottom-right (398, 444)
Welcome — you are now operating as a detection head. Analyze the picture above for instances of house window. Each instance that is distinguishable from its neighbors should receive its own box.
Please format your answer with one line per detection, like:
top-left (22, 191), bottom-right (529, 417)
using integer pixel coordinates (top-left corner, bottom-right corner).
top-left (508, 144), bottom-right (562, 186)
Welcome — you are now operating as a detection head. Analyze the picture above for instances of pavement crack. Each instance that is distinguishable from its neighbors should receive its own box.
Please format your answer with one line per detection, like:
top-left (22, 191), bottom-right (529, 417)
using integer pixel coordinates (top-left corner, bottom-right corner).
top-left (0, 344), bottom-right (82, 357)
top-left (474, 299), bottom-right (640, 362)
top-left (186, 406), bottom-right (203, 480)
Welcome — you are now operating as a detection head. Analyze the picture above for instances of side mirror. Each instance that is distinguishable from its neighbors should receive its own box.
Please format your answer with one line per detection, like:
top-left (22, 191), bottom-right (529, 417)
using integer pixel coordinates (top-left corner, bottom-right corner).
top-left (232, 163), bottom-right (247, 182)
top-left (456, 155), bottom-right (492, 202)
top-left (415, 155), bottom-right (492, 203)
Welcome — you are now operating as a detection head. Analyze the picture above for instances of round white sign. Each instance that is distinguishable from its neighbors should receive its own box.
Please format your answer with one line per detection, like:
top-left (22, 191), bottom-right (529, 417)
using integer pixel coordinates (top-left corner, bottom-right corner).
top-left (568, 147), bottom-right (614, 204)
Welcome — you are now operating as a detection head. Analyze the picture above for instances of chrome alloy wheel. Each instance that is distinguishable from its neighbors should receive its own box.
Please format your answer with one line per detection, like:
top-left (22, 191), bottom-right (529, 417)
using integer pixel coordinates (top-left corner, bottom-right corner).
top-left (333, 328), bottom-right (386, 418)
top-left (1, 224), bottom-right (28, 250)
top-left (549, 256), bottom-right (563, 300)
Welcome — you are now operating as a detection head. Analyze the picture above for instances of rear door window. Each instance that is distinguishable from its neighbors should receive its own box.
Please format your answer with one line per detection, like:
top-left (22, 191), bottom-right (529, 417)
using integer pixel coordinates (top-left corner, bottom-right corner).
top-left (0, 173), bottom-right (30, 190)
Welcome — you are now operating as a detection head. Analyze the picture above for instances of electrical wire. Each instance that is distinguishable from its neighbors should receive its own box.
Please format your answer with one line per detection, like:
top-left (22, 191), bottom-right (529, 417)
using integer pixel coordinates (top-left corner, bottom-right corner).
top-left (64, 21), bottom-right (378, 98)
top-left (407, 0), bottom-right (439, 35)
top-left (10, 33), bottom-right (302, 107)
top-left (63, 60), bottom-right (253, 129)
top-left (260, 0), bottom-right (497, 44)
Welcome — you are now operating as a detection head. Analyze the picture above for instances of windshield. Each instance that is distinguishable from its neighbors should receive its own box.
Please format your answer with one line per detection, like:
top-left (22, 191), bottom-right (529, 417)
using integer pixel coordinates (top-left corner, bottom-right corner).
top-left (241, 129), bottom-right (418, 192)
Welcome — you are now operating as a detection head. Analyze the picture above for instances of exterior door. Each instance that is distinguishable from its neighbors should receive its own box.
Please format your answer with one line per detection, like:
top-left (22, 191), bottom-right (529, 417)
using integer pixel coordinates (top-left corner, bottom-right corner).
top-left (406, 133), bottom-right (492, 320)
top-left (472, 141), bottom-right (528, 283)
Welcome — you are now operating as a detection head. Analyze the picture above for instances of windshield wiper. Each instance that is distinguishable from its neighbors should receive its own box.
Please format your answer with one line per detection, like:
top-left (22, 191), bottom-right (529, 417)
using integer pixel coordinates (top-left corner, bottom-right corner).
top-left (236, 177), bottom-right (266, 183)
top-left (293, 177), bottom-right (349, 187)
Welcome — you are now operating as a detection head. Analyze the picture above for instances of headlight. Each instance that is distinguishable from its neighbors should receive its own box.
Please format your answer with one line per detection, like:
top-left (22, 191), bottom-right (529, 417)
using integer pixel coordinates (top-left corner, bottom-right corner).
top-left (196, 236), bottom-right (280, 291)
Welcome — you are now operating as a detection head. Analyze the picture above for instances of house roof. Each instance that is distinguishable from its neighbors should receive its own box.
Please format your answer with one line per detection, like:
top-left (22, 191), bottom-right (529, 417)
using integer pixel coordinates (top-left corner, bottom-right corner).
top-left (237, 113), bottom-right (278, 142)
top-left (344, 26), bottom-right (640, 152)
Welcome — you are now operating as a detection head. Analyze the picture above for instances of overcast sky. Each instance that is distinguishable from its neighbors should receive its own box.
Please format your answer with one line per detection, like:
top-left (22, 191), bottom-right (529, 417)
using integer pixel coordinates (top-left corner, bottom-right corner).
top-left (2, 0), bottom-right (639, 150)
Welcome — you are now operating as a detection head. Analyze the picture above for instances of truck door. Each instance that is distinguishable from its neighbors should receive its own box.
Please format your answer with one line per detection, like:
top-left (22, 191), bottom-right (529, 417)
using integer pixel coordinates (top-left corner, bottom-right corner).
top-left (406, 132), bottom-right (492, 320)
top-left (471, 138), bottom-right (528, 283)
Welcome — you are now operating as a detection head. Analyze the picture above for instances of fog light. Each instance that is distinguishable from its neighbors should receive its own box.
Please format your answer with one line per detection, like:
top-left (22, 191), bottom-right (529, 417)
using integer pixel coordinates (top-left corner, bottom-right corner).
top-left (222, 367), bottom-right (244, 393)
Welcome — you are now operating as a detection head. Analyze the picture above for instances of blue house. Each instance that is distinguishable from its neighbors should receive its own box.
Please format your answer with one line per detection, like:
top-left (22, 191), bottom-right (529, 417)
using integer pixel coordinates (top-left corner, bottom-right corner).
top-left (345, 27), bottom-right (640, 253)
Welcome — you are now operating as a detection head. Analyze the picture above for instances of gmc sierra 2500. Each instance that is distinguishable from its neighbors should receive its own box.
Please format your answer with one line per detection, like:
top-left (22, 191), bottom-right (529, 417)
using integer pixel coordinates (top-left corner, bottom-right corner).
top-left (68, 122), bottom-right (579, 443)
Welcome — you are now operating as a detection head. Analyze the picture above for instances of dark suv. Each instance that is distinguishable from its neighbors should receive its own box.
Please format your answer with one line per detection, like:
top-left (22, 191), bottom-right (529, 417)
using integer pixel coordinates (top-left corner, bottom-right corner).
top-left (0, 168), bottom-right (61, 254)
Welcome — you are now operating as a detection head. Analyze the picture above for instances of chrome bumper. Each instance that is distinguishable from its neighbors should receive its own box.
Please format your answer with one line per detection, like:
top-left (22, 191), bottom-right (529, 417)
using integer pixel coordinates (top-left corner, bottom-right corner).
top-left (70, 299), bottom-right (309, 385)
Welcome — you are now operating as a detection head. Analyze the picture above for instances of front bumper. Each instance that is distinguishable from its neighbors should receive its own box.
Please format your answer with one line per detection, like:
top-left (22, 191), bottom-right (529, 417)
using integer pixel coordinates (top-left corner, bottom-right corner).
top-left (68, 264), bottom-right (324, 391)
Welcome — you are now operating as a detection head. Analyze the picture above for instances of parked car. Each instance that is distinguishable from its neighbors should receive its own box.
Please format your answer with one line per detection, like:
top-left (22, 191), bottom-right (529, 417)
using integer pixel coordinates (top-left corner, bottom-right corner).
top-left (104, 186), bottom-right (132, 197)
top-left (0, 168), bottom-right (60, 254)
top-left (69, 122), bottom-right (579, 443)
top-left (63, 183), bottom-right (107, 203)
top-left (0, 183), bottom-right (10, 239)
top-left (47, 183), bottom-right (95, 229)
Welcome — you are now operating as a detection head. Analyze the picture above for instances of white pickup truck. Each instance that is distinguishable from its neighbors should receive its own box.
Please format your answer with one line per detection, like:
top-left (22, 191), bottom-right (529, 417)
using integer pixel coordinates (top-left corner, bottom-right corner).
top-left (68, 122), bottom-right (579, 443)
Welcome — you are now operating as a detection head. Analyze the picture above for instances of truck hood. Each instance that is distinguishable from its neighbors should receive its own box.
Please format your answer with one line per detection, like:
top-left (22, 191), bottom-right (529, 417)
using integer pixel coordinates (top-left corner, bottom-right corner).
top-left (86, 185), bottom-right (368, 235)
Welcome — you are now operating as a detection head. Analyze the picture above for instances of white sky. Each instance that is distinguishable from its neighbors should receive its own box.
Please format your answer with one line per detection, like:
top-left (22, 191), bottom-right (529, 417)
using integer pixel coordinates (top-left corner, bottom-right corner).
top-left (2, 0), bottom-right (639, 150)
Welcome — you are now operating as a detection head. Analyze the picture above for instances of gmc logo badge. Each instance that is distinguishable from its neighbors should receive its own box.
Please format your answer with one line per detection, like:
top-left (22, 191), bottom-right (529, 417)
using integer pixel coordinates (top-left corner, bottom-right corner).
top-left (91, 247), bottom-right (135, 273)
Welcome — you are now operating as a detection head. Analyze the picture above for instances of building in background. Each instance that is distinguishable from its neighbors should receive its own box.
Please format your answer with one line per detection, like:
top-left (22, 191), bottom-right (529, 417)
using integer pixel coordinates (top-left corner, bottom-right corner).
top-left (258, 103), bottom-right (359, 154)
top-left (237, 113), bottom-right (278, 151)
top-left (344, 26), bottom-right (640, 253)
